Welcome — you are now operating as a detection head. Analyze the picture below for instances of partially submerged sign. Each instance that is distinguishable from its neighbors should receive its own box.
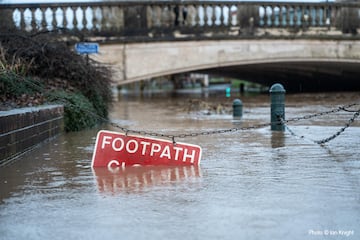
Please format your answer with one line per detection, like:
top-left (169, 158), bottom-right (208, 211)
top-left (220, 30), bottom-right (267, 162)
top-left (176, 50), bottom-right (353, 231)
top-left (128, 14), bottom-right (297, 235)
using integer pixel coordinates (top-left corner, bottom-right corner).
top-left (91, 130), bottom-right (202, 168)
top-left (75, 42), bottom-right (99, 54)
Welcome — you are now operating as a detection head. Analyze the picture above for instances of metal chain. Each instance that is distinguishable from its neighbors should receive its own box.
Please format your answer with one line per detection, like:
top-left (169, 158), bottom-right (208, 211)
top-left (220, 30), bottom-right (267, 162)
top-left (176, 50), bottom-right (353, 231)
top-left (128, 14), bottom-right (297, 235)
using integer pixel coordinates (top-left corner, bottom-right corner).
top-left (108, 103), bottom-right (359, 144)
top-left (314, 109), bottom-right (360, 144)
top-left (280, 108), bottom-right (360, 145)
top-left (109, 120), bottom-right (271, 143)
top-left (279, 118), bottom-right (304, 139)
top-left (284, 103), bottom-right (359, 124)
top-left (60, 99), bottom-right (359, 144)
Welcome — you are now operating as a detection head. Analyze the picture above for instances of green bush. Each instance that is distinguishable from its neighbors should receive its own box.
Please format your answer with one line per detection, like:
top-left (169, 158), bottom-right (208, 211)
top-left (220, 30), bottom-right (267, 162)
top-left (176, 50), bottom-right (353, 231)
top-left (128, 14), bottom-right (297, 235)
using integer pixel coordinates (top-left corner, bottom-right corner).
top-left (47, 90), bottom-right (99, 132)
top-left (1, 30), bottom-right (113, 131)
top-left (0, 71), bottom-right (43, 97)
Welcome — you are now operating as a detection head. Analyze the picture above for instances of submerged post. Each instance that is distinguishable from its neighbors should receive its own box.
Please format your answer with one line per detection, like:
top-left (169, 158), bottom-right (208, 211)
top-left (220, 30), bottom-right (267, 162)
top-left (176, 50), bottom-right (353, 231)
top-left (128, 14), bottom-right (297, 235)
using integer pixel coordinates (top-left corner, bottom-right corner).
top-left (233, 99), bottom-right (243, 119)
top-left (270, 83), bottom-right (285, 131)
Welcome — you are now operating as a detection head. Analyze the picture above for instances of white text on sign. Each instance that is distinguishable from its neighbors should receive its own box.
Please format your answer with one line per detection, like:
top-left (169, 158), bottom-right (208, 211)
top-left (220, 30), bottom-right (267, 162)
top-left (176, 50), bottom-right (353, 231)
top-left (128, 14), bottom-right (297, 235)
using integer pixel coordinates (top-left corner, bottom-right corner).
top-left (91, 130), bottom-right (202, 167)
top-left (101, 136), bottom-right (197, 163)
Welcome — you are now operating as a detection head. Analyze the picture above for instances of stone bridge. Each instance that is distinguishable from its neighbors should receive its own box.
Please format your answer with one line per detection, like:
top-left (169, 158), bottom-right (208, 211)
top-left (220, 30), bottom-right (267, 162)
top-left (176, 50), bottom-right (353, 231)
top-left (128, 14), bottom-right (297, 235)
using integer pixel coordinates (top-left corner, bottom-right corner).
top-left (1, 1), bottom-right (360, 91)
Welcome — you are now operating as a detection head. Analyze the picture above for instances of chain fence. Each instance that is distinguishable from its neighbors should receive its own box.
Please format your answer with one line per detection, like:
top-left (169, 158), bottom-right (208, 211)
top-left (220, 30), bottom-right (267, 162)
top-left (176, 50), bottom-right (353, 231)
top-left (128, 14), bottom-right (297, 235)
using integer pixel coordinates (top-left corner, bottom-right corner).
top-left (280, 104), bottom-right (360, 145)
top-left (91, 102), bottom-right (359, 145)
top-left (6, 68), bottom-right (359, 146)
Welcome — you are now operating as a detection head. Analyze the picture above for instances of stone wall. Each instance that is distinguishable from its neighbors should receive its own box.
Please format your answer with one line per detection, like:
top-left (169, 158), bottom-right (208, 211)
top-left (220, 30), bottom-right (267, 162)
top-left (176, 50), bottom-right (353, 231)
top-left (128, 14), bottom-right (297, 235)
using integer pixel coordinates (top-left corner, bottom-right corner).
top-left (0, 105), bottom-right (64, 166)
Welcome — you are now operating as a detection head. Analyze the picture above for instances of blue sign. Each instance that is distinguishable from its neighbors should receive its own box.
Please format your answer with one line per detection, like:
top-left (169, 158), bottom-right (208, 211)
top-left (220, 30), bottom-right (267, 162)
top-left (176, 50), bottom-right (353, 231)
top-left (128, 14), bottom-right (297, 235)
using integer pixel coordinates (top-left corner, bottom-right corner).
top-left (75, 42), bottom-right (99, 54)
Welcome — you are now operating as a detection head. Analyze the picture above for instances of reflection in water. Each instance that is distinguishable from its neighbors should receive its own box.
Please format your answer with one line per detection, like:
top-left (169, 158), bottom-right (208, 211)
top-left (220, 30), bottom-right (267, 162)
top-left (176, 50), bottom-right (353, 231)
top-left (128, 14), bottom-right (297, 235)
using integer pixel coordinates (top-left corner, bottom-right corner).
top-left (93, 165), bottom-right (201, 194)
top-left (271, 131), bottom-right (285, 148)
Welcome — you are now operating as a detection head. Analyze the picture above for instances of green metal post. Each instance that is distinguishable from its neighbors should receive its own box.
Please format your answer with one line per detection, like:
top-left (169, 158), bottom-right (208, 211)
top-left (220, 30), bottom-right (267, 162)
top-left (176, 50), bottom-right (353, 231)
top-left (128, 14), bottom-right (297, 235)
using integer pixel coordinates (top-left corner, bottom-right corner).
top-left (270, 83), bottom-right (285, 131)
top-left (233, 99), bottom-right (243, 119)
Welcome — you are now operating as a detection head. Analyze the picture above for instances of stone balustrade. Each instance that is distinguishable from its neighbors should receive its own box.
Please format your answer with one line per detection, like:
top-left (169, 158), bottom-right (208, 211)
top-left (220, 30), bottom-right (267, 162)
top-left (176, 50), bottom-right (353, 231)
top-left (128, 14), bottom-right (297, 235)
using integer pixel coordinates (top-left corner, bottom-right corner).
top-left (0, 1), bottom-right (359, 39)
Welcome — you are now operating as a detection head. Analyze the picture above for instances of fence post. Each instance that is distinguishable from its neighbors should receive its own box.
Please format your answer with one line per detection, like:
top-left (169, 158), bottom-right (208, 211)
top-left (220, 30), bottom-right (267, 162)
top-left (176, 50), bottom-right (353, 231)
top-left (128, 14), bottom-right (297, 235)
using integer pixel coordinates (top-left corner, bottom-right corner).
top-left (233, 99), bottom-right (243, 119)
top-left (270, 83), bottom-right (285, 131)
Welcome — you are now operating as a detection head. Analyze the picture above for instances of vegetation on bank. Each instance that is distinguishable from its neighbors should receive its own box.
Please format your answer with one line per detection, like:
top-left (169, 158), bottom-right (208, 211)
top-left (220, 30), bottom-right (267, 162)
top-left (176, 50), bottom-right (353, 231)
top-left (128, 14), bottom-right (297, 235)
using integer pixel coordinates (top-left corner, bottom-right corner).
top-left (0, 29), bottom-right (113, 131)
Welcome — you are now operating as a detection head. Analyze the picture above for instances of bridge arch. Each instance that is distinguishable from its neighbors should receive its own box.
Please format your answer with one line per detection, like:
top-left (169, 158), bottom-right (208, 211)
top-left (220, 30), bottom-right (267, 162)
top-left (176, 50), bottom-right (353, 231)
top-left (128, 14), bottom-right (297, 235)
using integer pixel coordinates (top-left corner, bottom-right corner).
top-left (94, 39), bottom-right (360, 91)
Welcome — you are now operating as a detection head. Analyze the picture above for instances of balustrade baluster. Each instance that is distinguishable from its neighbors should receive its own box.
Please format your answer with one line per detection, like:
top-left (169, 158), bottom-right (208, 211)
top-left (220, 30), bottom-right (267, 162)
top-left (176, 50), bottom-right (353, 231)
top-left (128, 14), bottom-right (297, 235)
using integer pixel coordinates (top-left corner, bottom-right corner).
top-left (266, 6), bottom-right (272, 27)
top-left (319, 6), bottom-right (324, 26)
top-left (71, 7), bottom-right (77, 30)
top-left (99, 6), bottom-right (106, 31)
top-left (324, 5), bottom-right (329, 27)
top-left (272, 6), bottom-right (278, 27)
top-left (310, 7), bottom-right (315, 26)
top-left (183, 4), bottom-right (190, 26)
top-left (258, 6), bottom-right (263, 27)
top-left (230, 4), bottom-right (237, 26)
top-left (169, 4), bottom-right (174, 27)
top-left (158, 5), bottom-right (164, 27)
top-left (19, 8), bottom-right (25, 31)
top-left (305, 7), bottom-right (310, 26)
top-left (266, 6), bottom-right (271, 27)
top-left (224, 4), bottom-right (229, 26)
top-left (331, 5), bottom-right (338, 29)
top-left (92, 6), bottom-right (99, 31)
top-left (271, 5), bottom-right (275, 27)
top-left (314, 6), bottom-right (320, 26)
top-left (81, 6), bottom-right (87, 31)
top-left (116, 6), bottom-right (124, 31)
top-left (270, 5), bottom-right (276, 27)
top-left (147, 5), bottom-right (153, 28)
top-left (296, 6), bottom-right (301, 27)
top-left (193, 5), bottom-right (200, 28)
top-left (225, 4), bottom-right (230, 26)
top-left (30, 7), bottom-right (37, 31)
top-left (160, 5), bottom-right (167, 27)
top-left (279, 5), bottom-right (284, 27)
top-left (211, 5), bottom-right (216, 26)
top-left (61, 7), bottom-right (67, 29)
top-left (106, 6), bottom-right (113, 30)
top-left (219, 5), bottom-right (225, 26)
top-left (51, 7), bottom-right (57, 30)
top-left (229, 4), bottom-right (233, 26)
top-left (159, 5), bottom-right (165, 27)
top-left (292, 6), bottom-right (298, 27)
top-left (177, 5), bottom-right (183, 26)
top-left (107, 5), bottom-right (114, 30)
top-left (263, 5), bottom-right (269, 27)
top-left (307, 7), bottom-right (313, 27)
top-left (300, 6), bottom-right (305, 27)
top-left (40, 7), bottom-right (47, 30)
top-left (201, 5), bottom-right (207, 26)
top-left (153, 5), bottom-right (160, 27)
top-left (285, 5), bottom-right (291, 27)
top-left (300, 6), bottom-right (305, 26)
top-left (259, 5), bottom-right (264, 26)
top-left (117, 6), bottom-right (123, 30)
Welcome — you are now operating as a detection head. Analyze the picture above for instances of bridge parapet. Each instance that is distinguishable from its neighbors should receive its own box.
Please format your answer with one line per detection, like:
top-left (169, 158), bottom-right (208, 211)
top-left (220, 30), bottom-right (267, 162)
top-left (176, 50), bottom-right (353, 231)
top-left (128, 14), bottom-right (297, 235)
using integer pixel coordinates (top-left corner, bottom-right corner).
top-left (1, 1), bottom-right (360, 41)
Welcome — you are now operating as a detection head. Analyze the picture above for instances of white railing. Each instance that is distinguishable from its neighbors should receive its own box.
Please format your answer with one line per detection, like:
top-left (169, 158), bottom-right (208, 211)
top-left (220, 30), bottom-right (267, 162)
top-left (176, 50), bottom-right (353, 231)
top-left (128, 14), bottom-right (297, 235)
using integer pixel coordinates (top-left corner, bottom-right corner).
top-left (1, 1), bottom-right (359, 39)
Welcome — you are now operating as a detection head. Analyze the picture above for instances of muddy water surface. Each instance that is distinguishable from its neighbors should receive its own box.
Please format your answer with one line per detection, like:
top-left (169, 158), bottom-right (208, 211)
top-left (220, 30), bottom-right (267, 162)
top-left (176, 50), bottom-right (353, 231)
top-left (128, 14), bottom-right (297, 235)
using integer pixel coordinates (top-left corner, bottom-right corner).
top-left (0, 92), bottom-right (359, 240)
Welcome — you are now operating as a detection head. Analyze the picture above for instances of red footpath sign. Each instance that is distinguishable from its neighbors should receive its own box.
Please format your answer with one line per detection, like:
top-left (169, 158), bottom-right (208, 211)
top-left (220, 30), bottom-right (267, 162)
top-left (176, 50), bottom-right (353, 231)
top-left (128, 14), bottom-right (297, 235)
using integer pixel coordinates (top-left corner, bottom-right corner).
top-left (91, 130), bottom-right (202, 167)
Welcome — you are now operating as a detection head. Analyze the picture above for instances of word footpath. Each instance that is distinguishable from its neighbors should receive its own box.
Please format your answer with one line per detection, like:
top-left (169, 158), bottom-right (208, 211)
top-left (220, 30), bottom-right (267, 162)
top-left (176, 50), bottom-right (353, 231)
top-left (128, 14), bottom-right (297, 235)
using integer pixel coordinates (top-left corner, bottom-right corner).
top-left (92, 130), bottom-right (202, 168)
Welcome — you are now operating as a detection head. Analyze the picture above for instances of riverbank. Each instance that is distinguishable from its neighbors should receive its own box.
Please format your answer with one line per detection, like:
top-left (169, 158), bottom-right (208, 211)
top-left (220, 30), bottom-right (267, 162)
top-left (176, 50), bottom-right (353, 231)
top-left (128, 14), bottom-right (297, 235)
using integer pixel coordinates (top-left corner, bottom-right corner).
top-left (0, 105), bottom-right (64, 166)
top-left (0, 30), bottom-right (113, 131)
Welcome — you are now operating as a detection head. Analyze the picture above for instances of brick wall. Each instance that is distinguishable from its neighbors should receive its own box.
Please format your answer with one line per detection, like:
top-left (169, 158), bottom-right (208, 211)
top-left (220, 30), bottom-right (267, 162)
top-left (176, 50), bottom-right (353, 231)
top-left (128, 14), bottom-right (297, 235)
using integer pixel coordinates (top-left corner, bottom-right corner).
top-left (0, 105), bottom-right (64, 166)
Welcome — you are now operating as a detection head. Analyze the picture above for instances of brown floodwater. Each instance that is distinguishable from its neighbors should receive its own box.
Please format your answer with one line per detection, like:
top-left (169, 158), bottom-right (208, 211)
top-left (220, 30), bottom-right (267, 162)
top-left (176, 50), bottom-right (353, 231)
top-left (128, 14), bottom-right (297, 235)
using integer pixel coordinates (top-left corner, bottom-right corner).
top-left (0, 91), bottom-right (359, 240)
